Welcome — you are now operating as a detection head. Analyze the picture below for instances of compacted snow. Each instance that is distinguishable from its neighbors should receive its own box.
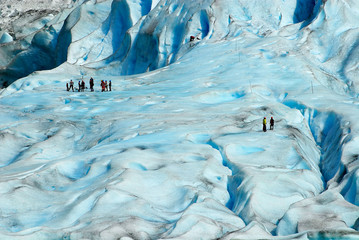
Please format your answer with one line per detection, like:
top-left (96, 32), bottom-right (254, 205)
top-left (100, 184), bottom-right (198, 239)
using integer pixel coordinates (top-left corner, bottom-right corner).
top-left (1, 0), bottom-right (359, 239)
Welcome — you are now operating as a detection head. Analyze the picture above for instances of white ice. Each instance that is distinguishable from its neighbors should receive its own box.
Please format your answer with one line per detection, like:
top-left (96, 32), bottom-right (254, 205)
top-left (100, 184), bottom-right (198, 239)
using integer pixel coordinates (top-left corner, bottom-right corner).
top-left (0, 0), bottom-right (359, 239)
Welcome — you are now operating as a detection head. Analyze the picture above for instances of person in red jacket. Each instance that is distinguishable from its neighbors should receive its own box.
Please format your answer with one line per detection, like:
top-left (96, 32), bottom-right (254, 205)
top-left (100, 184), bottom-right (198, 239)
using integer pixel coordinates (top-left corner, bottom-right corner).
top-left (101, 80), bottom-right (106, 92)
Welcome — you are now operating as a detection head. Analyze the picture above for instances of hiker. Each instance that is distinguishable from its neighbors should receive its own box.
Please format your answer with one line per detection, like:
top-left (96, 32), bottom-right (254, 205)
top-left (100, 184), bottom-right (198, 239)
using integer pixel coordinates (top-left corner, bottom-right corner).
top-left (109, 80), bottom-right (112, 91)
top-left (270, 117), bottom-right (274, 130)
top-left (263, 117), bottom-right (267, 132)
top-left (69, 80), bottom-right (74, 91)
top-left (81, 80), bottom-right (85, 92)
top-left (89, 77), bottom-right (94, 92)
top-left (105, 80), bottom-right (108, 91)
top-left (190, 35), bottom-right (200, 41)
top-left (78, 81), bottom-right (81, 92)
top-left (101, 80), bottom-right (106, 92)
top-left (66, 82), bottom-right (69, 91)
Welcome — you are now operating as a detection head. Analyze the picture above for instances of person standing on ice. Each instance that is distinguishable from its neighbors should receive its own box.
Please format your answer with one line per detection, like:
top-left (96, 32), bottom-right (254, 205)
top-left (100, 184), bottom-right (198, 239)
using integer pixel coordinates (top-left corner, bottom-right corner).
top-left (270, 117), bottom-right (274, 130)
top-left (109, 80), bottom-right (112, 91)
top-left (105, 80), bottom-right (108, 91)
top-left (89, 77), bottom-right (94, 92)
top-left (101, 80), bottom-right (106, 92)
top-left (66, 82), bottom-right (69, 91)
top-left (78, 81), bottom-right (81, 92)
top-left (263, 117), bottom-right (267, 132)
top-left (81, 79), bottom-right (85, 92)
top-left (69, 80), bottom-right (74, 91)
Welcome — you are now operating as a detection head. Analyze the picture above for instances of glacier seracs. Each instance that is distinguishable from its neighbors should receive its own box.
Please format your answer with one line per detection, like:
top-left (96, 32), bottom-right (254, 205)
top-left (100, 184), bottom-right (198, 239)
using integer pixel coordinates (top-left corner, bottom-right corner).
top-left (0, 0), bottom-right (359, 239)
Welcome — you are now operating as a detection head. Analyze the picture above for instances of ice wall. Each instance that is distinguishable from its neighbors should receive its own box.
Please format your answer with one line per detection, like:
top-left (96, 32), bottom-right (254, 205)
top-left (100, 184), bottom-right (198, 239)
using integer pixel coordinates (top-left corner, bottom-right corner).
top-left (301, 0), bottom-right (359, 96)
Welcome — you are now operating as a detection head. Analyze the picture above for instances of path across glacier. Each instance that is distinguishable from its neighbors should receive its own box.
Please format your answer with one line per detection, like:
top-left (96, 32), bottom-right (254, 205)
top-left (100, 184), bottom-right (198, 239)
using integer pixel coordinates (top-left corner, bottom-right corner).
top-left (0, 36), bottom-right (359, 239)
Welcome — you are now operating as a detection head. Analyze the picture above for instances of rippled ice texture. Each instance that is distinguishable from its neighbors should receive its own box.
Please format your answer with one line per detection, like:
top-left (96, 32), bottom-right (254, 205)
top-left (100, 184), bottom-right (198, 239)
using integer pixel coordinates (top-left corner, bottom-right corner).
top-left (1, 0), bottom-right (359, 239)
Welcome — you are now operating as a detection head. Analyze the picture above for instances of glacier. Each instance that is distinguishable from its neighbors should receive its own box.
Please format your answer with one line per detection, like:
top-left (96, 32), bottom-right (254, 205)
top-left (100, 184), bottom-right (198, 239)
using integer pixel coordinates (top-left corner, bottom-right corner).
top-left (1, 0), bottom-right (359, 239)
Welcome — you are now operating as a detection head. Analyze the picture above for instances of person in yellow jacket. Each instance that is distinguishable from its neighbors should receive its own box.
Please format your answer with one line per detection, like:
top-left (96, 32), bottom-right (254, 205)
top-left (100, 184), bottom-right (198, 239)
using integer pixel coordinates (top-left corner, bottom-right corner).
top-left (263, 117), bottom-right (267, 132)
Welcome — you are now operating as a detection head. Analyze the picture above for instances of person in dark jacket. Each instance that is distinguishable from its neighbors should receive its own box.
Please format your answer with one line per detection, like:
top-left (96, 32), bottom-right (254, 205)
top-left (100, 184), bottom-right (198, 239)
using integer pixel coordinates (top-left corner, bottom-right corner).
top-left (270, 117), bottom-right (274, 130)
top-left (89, 77), bottom-right (94, 92)
top-left (81, 80), bottom-right (85, 92)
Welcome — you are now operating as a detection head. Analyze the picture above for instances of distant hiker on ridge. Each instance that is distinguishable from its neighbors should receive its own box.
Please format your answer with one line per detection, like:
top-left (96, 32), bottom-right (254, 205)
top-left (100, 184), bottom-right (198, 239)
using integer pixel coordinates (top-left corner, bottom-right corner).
top-left (270, 117), bottom-right (274, 130)
top-left (190, 36), bottom-right (200, 42)
top-left (263, 117), bottom-right (267, 132)
top-left (189, 35), bottom-right (200, 47)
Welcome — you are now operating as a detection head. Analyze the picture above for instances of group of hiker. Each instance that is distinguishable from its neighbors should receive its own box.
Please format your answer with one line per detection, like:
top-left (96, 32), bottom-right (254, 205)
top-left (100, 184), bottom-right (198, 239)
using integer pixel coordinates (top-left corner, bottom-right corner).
top-left (190, 36), bottom-right (200, 42)
top-left (100, 79), bottom-right (111, 92)
top-left (66, 77), bottom-right (111, 92)
top-left (189, 35), bottom-right (200, 47)
top-left (263, 117), bottom-right (274, 132)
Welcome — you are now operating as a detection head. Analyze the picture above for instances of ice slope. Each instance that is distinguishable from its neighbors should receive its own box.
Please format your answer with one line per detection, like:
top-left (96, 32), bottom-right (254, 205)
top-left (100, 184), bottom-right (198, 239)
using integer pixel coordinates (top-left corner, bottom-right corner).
top-left (1, 0), bottom-right (359, 239)
top-left (0, 0), bottom-right (321, 87)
